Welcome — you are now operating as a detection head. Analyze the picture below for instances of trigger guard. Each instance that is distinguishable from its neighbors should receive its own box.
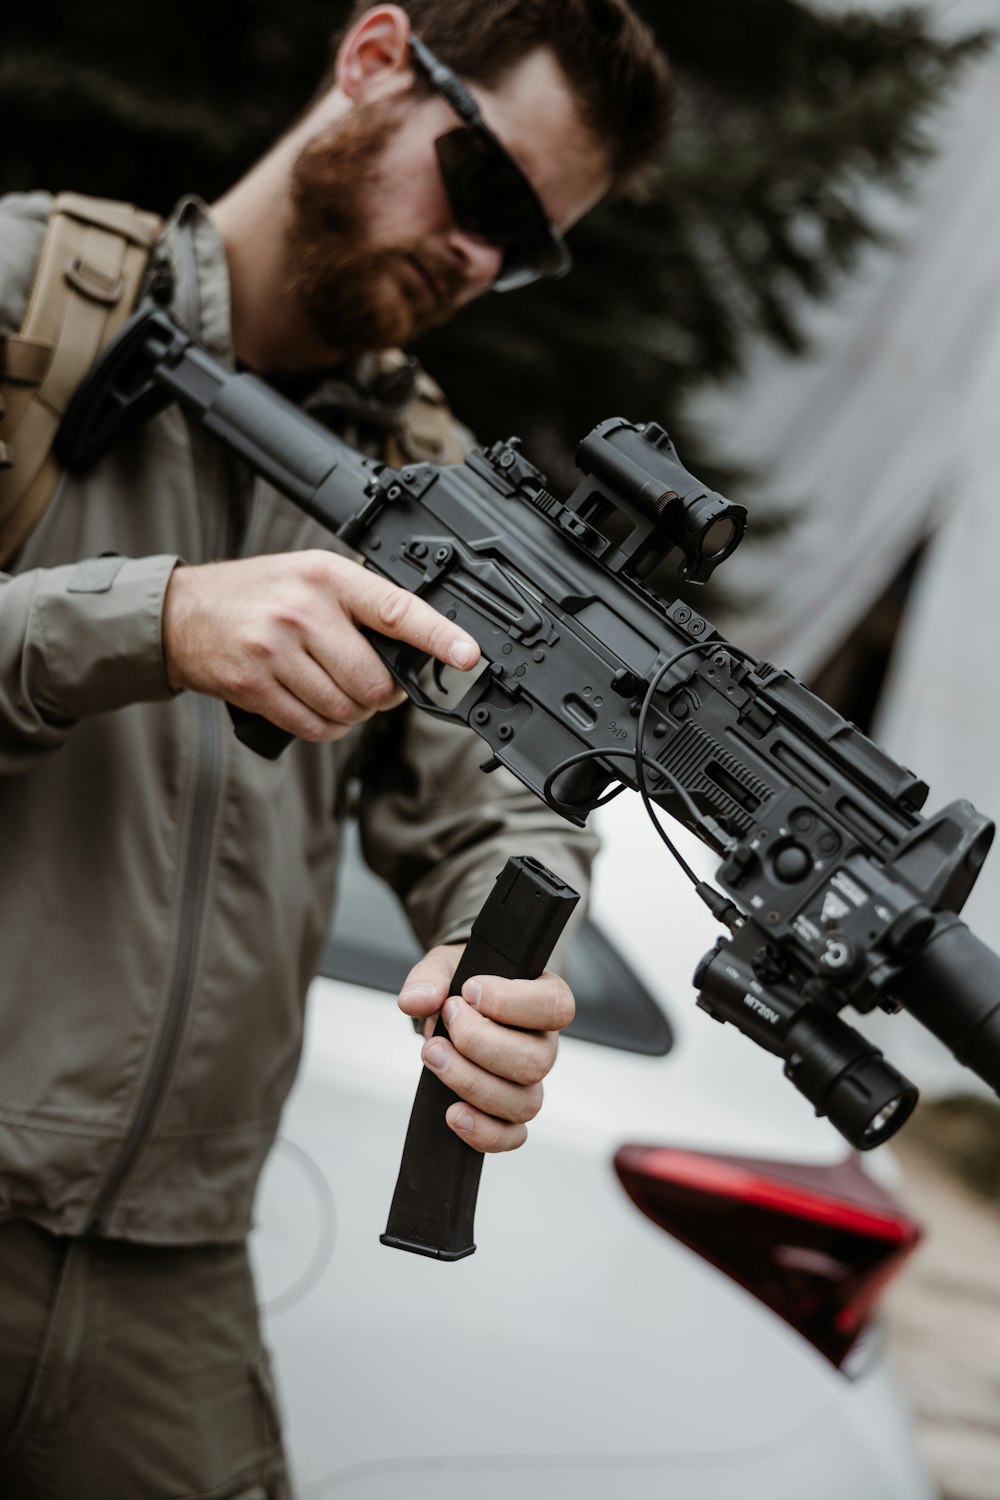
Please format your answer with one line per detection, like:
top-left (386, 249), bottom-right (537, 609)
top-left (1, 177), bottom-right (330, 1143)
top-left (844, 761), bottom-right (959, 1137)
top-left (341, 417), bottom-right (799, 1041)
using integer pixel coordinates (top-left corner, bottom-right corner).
top-left (385, 643), bottom-right (436, 709)
top-left (369, 634), bottom-right (469, 724)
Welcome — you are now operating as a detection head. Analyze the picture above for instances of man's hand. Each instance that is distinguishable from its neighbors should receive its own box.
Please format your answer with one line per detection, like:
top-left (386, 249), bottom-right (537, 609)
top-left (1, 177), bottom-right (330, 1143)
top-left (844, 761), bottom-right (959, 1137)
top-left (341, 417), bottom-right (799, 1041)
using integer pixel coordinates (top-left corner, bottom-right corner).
top-left (397, 943), bottom-right (576, 1152)
top-left (162, 551), bottom-right (480, 739)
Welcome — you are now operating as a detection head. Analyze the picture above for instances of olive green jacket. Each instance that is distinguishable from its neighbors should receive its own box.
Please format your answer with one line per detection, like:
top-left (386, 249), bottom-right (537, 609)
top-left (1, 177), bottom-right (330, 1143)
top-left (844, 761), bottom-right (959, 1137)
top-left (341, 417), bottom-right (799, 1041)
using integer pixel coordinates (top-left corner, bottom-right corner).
top-left (0, 192), bottom-right (596, 1244)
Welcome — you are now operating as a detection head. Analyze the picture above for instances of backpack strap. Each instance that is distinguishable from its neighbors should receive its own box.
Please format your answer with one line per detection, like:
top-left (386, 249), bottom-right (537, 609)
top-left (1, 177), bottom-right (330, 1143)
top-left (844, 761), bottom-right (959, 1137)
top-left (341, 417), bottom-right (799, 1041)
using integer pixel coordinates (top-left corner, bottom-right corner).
top-left (0, 192), bottom-right (162, 567)
top-left (377, 350), bottom-right (472, 468)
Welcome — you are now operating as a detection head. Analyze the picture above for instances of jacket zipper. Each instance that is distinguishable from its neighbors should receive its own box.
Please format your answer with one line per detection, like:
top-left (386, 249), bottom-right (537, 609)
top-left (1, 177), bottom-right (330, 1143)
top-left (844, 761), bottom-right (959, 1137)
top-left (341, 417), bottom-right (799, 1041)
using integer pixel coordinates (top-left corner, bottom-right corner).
top-left (88, 216), bottom-right (236, 1235)
top-left (87, 698), bottom-right (222, 1234)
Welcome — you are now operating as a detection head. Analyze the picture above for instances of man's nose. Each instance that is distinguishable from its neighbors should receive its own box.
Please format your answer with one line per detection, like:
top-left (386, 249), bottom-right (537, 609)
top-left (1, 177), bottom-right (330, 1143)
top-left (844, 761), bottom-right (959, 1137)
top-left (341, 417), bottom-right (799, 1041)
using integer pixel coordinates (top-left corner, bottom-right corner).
top-left (446, 227), bottom-right (505, 296)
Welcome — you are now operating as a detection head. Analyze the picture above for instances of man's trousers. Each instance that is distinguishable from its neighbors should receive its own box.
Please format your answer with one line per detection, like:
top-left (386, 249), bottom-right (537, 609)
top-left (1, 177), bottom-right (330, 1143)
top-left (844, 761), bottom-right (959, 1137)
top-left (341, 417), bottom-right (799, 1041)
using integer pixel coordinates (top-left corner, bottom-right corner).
top-left (0, 1218), bottom-right (292, 1498)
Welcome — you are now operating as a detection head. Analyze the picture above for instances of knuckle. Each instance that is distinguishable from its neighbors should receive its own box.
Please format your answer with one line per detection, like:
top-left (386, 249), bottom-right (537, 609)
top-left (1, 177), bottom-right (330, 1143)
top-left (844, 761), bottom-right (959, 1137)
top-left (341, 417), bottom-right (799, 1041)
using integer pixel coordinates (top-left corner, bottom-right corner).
top-left (243, 633), bottom-right (277, 667)
top-left (519, 1048), bottom-right (552, 1087)
top-left (446, 1011), bottom-right (471, 1050)
top-left (486, 1125), bottom-right (526, 1154)
top-left (360, 673), bottom-right (398, 708)
top-left (311, 679), bottom-right (365, 725)
top-left (420, 611), bottom-right (444, 645)
top-left (376, 587), bottom-right (411, 632)
top-left (228, 663), bottom-right (266, 701)
top-left (513, 1084), bottom-right (543, 1125)
top-left (324, 697), bottom-right (367, 726)
top-left (299, 549), bottom-right (337, 587)
top-left (550, 997), bottom-right (575, 1032)
top-left (467, 1113), bottom-right (520, 1153)
top-left (272, 600), bottom-right (312, 636)
top-left (475, 976), bottom-right (509, 1018)
top-left (298, 717), bottom-right (334, 743)
top-left (549, 984), bottom-right (576, 1031)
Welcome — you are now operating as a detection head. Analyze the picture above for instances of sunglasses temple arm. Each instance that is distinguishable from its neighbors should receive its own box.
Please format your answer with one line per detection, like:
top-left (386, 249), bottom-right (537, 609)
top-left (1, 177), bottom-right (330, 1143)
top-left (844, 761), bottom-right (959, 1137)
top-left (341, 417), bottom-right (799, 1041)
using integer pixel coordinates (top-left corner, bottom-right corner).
top-left (409, 34), bottom-right (490, 132)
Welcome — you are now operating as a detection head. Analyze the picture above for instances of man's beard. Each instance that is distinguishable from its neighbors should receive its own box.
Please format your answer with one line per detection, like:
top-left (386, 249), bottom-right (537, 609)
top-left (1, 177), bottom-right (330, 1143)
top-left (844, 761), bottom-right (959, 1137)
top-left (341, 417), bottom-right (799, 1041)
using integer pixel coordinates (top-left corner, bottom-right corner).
top-left (286, 94), bottom-right (464, 357)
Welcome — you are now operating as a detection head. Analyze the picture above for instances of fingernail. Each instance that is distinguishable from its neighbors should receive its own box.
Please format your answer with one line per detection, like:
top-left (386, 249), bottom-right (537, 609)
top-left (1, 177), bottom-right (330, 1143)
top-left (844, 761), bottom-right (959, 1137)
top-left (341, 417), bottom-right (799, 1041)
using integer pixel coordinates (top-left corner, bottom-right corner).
top-left (449, 638), bottom-right (476, 667)
top-left (442, 997), bottom-right (460, 1026)
top-left (453, 1110), bottom-right (474, 1132)
top-left (463, 979), bottom-right (482, 1008)
top-left (424, 1041), bottom-right (448, 1071)
top-left (400, 983), bottom-right (436, 1003)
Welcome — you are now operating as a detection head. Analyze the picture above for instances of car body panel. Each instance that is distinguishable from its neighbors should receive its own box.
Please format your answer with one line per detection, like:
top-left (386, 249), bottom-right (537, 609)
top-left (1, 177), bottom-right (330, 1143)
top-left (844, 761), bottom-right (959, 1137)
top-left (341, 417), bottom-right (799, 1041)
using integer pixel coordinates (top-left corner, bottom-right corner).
top-left (250, 799), bottom-right (934, 1499)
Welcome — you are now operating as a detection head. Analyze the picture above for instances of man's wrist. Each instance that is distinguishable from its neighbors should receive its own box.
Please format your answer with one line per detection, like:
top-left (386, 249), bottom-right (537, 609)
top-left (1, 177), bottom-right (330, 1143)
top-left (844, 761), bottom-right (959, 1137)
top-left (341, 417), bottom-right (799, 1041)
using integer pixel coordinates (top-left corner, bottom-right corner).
top-left (161, 561), bottom-right (193, 694)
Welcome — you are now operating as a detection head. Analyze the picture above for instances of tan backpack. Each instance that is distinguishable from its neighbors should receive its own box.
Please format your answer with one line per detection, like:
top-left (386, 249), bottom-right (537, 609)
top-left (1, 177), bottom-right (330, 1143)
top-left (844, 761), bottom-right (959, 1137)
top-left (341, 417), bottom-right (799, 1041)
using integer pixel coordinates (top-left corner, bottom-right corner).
top-left (0, 193), bottom-right (163, 567)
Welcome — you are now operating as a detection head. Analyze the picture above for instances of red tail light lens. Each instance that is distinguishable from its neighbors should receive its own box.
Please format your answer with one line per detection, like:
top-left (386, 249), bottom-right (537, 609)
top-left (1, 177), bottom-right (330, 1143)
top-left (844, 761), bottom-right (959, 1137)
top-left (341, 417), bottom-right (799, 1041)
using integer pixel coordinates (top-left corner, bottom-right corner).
top-left (614, 1145), bottom-right (921, 1368)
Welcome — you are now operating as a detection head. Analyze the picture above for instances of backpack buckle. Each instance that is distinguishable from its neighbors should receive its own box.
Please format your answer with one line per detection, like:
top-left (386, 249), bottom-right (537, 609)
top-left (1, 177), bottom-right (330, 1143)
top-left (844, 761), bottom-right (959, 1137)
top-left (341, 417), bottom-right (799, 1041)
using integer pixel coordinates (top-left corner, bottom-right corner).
top-left (65, 255), bottom-right (125, 306)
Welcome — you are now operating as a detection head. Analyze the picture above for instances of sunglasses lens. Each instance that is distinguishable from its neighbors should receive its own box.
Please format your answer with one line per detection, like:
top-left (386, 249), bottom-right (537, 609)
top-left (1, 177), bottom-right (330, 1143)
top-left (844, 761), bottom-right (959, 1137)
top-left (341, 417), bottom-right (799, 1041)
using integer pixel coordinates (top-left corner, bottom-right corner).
top-left (434, 130), bottom-right (528, 242)
top-left (434, 129), bottom-right (571, 290)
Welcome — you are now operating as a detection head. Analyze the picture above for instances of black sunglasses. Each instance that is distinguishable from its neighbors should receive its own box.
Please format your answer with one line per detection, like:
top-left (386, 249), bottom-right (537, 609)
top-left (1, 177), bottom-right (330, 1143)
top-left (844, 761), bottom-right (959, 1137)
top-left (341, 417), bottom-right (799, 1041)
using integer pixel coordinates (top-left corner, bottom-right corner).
top-left (409, 34), bottom-right (572, 293)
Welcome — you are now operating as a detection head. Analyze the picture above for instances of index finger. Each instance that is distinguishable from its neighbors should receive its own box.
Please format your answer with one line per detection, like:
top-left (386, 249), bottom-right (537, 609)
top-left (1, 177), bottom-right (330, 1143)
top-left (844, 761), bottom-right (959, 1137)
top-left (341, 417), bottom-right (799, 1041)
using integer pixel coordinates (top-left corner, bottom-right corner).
top-left (353, 572), bottom-right (481, 671)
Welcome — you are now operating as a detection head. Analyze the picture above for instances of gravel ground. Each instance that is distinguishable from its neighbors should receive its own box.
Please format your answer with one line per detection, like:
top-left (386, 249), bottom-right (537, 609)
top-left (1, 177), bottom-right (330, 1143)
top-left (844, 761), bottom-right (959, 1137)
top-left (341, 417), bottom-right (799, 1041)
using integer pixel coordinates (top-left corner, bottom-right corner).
top-left (883, 1136), bottom-right (1000, 1500)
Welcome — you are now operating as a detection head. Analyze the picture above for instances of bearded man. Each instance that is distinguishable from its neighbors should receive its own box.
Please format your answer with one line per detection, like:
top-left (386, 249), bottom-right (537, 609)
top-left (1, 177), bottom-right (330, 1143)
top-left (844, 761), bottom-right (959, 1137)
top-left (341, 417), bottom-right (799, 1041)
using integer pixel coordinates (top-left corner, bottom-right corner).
top-left (0, 3), bottom-right (672, 1495)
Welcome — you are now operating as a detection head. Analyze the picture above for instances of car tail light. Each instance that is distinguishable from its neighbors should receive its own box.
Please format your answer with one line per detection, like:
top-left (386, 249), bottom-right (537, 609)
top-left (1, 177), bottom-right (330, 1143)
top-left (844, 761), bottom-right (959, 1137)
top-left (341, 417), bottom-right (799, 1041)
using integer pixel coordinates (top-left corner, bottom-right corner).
top-left (614, 1144), bottom-right (921, 1368)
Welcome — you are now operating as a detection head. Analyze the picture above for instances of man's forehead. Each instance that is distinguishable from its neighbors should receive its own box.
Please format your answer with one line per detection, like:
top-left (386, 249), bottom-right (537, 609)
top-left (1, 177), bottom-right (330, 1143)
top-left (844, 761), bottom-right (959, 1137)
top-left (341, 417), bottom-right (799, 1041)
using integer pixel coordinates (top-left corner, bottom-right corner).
top-left (471, 46), bottom-right (612, 232)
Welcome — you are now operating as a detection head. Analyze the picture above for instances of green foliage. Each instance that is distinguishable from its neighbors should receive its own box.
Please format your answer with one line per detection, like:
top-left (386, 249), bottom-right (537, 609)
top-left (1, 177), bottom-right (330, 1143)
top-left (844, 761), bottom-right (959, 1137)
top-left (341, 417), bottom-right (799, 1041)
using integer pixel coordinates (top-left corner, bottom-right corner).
top-left (422, 2), bottom-right (987, 480)
top-left (906, 1095), bottom-right (1000, 1204)
top-left (1, 0), bottom-right (987, 475)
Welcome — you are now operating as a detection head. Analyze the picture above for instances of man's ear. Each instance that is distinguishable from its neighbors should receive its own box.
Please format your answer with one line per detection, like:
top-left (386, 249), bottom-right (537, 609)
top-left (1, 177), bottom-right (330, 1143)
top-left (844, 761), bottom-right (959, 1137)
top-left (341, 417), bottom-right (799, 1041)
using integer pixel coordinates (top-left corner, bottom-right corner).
top-left (335, 5), bottom-right (414, 103)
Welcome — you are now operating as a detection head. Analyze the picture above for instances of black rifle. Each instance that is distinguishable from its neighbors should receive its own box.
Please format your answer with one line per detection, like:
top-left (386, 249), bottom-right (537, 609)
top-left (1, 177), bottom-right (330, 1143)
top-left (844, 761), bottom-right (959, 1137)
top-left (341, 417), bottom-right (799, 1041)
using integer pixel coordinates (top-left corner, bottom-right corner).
top-left (58, 306), bottom-right (1000, 1257)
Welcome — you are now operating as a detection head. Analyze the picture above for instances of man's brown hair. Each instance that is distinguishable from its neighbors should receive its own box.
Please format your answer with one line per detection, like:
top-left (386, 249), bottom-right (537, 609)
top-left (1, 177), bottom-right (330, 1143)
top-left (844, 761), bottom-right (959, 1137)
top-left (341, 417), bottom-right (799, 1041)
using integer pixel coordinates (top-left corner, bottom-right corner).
top-left (322, 0), bottom-right (673, 195)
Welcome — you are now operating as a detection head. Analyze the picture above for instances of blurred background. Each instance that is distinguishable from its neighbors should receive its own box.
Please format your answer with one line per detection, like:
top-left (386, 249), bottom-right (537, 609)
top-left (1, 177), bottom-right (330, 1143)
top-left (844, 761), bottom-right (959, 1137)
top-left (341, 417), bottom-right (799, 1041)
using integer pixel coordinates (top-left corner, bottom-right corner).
top-left (5, 1), bottom-right (1000, 1493)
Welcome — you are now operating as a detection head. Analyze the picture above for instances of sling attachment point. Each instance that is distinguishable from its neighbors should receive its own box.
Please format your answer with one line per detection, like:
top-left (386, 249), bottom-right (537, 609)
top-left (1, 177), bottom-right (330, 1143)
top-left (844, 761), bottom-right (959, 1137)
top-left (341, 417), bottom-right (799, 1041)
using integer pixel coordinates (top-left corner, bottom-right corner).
top-left (65, 254), bottom-right (126, 307)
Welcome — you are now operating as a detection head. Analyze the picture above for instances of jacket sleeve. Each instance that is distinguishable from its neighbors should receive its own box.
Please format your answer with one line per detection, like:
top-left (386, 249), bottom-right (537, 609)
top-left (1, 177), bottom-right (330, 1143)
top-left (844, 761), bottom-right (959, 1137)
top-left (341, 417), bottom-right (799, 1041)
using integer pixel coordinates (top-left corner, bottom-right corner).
top-left (0, 554), bottom-right (179, 772)
top-left (356, 704), bottom-right (599, 955)
top-left (0, 190), bottom-right (50, 338)
top-left (0, 192), bottom-right (181, 772)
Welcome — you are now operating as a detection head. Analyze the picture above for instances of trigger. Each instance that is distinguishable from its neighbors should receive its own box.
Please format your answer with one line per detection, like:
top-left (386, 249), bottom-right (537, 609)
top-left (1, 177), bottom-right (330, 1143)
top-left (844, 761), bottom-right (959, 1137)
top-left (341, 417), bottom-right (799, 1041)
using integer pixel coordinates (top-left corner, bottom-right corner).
top-left (432, 659), bottom-right (450, 696)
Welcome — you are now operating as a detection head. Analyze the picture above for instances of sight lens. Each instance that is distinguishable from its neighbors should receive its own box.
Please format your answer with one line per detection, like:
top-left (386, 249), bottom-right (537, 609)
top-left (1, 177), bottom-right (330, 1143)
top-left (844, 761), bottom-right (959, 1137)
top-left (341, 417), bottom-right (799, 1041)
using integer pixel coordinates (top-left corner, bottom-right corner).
top-left (702, 516), bottom-right (740, 560)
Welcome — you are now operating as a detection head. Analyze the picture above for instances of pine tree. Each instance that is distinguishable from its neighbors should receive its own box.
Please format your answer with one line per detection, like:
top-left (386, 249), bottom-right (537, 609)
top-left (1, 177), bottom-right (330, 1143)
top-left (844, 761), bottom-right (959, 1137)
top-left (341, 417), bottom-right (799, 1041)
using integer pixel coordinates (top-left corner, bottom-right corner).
top-left (421, 2), bottom-right (987, 483)
top-left (1, 0), bottom-right (986, 477)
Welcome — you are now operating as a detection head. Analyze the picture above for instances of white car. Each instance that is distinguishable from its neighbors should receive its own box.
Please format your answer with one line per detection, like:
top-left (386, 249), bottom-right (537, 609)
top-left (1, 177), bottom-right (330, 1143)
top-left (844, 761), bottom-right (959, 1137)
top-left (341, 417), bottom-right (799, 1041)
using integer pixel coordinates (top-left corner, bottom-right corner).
top-left (251, 793), bottom-right (935, 1500)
